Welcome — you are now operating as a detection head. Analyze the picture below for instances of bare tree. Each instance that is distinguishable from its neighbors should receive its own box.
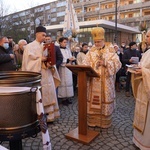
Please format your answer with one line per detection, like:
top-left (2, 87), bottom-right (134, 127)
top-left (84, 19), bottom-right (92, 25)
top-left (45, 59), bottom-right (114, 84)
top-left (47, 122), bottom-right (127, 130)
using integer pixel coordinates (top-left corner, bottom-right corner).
top-left (0, 0), bottom-right (48, 42)
top-left (0, 0), bottom-right (10, 35)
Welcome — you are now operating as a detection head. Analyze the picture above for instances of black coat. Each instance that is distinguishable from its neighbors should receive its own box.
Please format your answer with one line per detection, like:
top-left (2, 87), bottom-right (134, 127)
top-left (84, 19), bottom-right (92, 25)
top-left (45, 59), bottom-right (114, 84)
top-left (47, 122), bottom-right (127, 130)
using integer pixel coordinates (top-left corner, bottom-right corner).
top-left (122, 49), bottom-right (141, 65)
top-left (0, 46), bottom-right (16, 71)
top-left (55, 45), bottom-right (63, 69)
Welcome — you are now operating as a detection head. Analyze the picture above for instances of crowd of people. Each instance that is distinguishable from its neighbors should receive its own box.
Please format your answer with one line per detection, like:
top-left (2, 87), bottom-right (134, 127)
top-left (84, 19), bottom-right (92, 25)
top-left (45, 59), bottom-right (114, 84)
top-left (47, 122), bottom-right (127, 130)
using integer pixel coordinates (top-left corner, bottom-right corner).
top-left (0, 25), bottom-right (150, 150)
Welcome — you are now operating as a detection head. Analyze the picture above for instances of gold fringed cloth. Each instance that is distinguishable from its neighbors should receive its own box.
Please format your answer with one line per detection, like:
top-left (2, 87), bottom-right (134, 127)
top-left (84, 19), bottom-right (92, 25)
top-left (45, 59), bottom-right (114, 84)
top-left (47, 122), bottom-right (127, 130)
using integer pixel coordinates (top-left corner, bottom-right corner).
top-left (131, 74), bottom-right (142, 99)
top-left (83, 45), bottom-right (121, 128)
top-left (87, 65), bottom-right (115, 128)
top-left (36, 87), bottom-right (51, 150)
top-left (131, 73), bottom-right (148, 133)
top-left (41, 63), bottom-right (61, 89)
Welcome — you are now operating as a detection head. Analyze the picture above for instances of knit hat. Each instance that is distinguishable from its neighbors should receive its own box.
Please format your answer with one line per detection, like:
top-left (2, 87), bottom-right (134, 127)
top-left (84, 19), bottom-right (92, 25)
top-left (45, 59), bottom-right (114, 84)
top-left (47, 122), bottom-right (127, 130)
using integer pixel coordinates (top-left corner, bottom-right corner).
top-left (129, 42), bottom-right (136, 47)
top-left (35, 26), bottom-right (46, 33)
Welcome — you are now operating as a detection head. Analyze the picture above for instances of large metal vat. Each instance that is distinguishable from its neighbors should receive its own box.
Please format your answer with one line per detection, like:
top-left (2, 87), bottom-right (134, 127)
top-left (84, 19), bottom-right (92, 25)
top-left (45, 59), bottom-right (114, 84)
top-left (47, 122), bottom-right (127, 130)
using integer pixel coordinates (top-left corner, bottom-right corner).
top-left (0, 87), bottom-right (37, 130)
top-left (0, 71), bottom-right (41, 149)
top-left (0, 71), bottom-right (41, 87)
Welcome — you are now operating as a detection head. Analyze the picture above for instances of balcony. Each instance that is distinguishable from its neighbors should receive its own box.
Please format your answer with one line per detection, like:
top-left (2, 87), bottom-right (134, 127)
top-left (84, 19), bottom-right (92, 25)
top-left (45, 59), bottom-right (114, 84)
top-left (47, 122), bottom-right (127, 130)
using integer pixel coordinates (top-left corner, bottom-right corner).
top-left (74, 2), bottom-right (84, 8)
top-left (76, 8), bottom-right (115, 18)
top-left (119, 1), bottom-right (150, 11)
top-left (77, 12), bottom-right (84, 18)
top-left (74, 0), bottom-right (100, 8)
top-left (118, 15), bottom-right (150, 24)
top-left (83, 10), bottom-right (100, 17)
top-left (83, 0), bottom-right (100, 6)
top-left (100, 8), bottom-right (115, 15)
top-left (74, 1), bottom-right (150, 15)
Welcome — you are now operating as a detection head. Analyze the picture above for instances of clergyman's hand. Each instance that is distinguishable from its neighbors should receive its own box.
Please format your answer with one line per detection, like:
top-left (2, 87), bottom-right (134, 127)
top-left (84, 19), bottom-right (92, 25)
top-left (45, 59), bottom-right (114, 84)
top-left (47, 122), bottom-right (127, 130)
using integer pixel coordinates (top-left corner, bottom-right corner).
top-left (42, 56), bottom-right (47, 62)
top-left (135, 68), bottom-right (142, 75)
top-left (46, 62), bottom-right (52, 68)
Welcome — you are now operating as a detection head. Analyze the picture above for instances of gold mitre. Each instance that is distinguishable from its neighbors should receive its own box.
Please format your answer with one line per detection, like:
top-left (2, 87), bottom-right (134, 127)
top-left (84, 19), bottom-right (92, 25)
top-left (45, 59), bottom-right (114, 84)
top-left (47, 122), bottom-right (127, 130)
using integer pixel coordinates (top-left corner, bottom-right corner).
top-left (91, 27), bottom-right (105, 41)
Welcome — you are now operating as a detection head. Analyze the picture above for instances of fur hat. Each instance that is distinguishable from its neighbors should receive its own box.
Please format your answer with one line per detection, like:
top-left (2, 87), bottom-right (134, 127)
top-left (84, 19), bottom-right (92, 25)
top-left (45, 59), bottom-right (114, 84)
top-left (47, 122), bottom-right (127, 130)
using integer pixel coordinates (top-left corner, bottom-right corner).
top-left (91, 27), bottom-right (105, 41)
top-left (35, 26), bottom-right (46, 33)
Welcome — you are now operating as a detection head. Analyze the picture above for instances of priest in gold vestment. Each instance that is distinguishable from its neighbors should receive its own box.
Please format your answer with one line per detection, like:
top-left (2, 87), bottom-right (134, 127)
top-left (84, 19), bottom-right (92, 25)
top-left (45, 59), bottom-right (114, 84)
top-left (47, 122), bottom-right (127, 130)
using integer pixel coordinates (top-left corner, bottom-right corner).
top-left (83, 27), bottom-right (121, 128)
top-left (132, 30), bottom-right (150, 150)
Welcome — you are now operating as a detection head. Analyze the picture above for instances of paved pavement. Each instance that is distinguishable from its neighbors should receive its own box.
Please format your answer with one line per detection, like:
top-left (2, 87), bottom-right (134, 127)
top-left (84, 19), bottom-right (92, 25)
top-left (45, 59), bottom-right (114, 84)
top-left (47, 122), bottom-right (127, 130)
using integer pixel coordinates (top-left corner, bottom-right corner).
top-left (2, 90), bottom-right (140, 150)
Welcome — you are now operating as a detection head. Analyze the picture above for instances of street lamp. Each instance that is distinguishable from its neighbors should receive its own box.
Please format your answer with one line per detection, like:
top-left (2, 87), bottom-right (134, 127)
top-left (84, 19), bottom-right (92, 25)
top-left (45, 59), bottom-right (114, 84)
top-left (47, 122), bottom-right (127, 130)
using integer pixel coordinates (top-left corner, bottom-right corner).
top-left (114, 0), bottom-right (118, 43)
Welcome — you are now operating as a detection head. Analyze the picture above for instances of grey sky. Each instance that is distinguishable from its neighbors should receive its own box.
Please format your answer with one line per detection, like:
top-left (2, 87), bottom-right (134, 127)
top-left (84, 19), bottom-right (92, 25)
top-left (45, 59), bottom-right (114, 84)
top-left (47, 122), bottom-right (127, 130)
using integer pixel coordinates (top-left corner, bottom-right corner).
top-left (4, 0), bottom-right (57, 13)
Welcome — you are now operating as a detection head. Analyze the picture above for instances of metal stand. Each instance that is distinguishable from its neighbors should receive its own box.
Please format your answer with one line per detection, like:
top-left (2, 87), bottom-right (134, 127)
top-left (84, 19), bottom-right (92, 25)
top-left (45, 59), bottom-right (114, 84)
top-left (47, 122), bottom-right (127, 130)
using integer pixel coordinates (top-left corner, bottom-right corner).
top-left (0, 122), bottom-right (40, 150)
top-left (9, 140), bottom-right (22, 150)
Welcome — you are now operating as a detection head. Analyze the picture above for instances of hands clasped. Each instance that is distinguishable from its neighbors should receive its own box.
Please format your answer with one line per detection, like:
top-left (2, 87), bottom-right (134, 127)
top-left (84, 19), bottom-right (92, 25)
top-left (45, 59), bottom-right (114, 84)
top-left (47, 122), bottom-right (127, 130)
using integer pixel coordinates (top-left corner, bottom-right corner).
top-left (96, 60), bottom-right (105, 69)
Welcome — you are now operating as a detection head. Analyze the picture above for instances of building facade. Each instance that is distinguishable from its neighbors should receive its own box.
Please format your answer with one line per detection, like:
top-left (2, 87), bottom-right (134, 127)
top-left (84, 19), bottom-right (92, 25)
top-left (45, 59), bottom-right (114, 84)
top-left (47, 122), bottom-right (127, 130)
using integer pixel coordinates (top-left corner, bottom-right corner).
top-left (1, 0), bottom-right (150, 44)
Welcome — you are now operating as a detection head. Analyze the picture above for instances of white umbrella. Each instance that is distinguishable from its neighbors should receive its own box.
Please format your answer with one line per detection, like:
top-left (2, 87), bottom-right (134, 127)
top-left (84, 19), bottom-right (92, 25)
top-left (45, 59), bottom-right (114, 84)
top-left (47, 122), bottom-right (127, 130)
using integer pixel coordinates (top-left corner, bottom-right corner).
top-left (63, 0), bottom-right (79, 39)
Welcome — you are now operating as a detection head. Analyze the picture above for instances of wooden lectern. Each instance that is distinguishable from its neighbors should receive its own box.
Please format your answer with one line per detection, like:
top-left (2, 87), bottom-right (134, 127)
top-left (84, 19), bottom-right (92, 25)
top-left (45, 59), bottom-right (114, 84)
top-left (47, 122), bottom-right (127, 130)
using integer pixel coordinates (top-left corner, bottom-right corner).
top-left (65, 65), bottom-right (100, 144)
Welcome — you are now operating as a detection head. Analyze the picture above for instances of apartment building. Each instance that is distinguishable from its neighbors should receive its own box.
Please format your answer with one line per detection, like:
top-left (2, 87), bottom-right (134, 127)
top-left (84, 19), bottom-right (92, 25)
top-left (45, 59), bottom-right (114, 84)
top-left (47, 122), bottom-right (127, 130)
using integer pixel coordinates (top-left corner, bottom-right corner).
top-left (1, 0), bottom-right (150, 44)
top-left (72, 0), bottom-right (150, 43)
top-left (73, 0), bottom-right (150, 23)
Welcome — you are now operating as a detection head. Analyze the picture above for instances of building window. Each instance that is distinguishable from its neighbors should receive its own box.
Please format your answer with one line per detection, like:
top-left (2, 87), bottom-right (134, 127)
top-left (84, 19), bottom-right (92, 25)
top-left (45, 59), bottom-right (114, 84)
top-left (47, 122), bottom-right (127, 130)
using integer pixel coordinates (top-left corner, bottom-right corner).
top-left (30, 14), bottom-right (34, 17)
top-left (25, 11), bottom-right (30, 15)
top-left (34, 7), bottom-right (43, 12)
top-left (18, 12), bottom-right (26, 17)
top-left (88, 8), bottom-right (91, 12)
top-left (13, 22), bottom-right (19, 25)
top-left (45, 5), bottom-right (50, 10)
top-left (57, 11), bottom-right (65, 17)
top-left (128, 14), bottom-right (133, 17)
top-left (28, 27), bottom-right (31, 31)
top-left (31, 30), bottom-right (34, 34)
top-left (30, 22), bottom-right (34, 26)
top-left (134, 12), bottom-right (140, 17)
top-left (73, 0), bottom-right (80, 3)
top-left (136, 0), bottom-right (142, 2)
top-left (51, 8), bottom-right (56, 12)
top-left (129, 1), bottom-right (134, 4)
top-left (144, 11), bottom-right (150, 15)
top-left (57, 1), bottom-right (66, 7)
top-left (51, 18), bottom-right (57, 22)
top-left (5, 16), bottom-right (10, 20)
top-left (76, 10), bottom-right (81, 14)
top-left (109, 16), bottom-right (113, 20)
top-left (27, 19), bottom-right (30, 23)
top-left (12, 15), bottom-right (18, 18)
top-left (95, 8), bottom-right (99, 11)
top-left (109, 4), bottom-right (113, 8)
top-left (22, 28), bottom-right (25, 31)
